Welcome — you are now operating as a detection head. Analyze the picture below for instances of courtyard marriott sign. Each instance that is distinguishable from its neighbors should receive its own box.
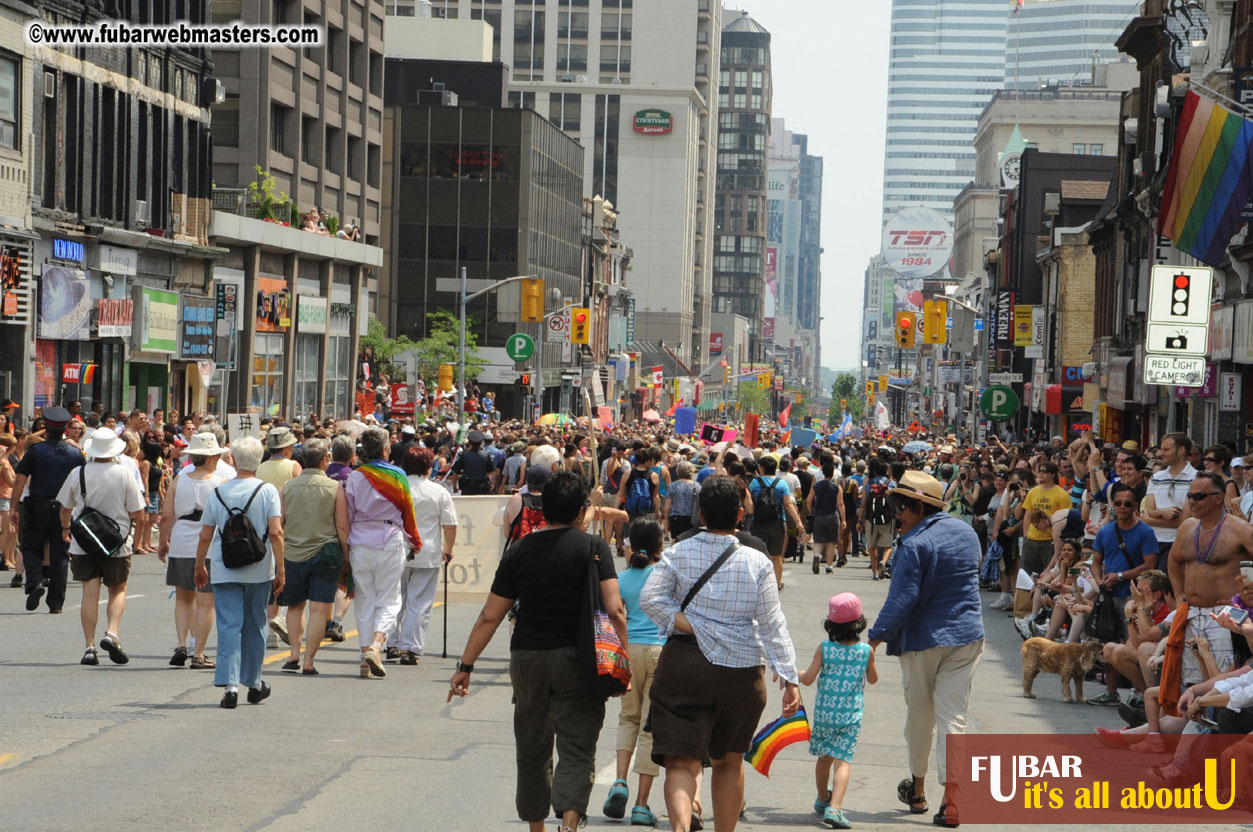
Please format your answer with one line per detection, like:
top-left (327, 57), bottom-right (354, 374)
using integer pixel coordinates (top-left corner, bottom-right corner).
top-left (633, 109), bottom-right (673, 135)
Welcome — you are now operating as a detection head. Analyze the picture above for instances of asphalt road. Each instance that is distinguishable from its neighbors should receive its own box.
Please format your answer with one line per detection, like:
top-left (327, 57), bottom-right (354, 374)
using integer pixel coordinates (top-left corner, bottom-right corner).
top-left (0, 550), bottom-right (1240, 831)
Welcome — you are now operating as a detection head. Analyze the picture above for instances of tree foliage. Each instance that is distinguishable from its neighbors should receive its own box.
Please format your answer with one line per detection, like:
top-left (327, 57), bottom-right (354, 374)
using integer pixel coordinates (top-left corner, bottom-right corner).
top-left (737, 381), bottom-right (771, 416)
top-left (829, 372), bottom-right (865, 424)
top-left (359, 312), bottom-right (486, 384)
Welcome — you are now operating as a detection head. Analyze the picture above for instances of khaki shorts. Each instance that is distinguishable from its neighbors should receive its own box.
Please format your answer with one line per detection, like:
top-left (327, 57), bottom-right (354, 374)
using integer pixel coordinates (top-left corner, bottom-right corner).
top-left (865, 523), bottom-right (895, 550)
top-left (648, 635), bottom-right (767, 765)
top-left (70, 552), bottom-right (131, 588)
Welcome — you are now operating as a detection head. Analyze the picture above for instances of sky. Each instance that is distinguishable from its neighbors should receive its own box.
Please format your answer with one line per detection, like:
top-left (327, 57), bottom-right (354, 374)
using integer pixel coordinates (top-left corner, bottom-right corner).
top-left (732, 1), bottom-right (891, 373)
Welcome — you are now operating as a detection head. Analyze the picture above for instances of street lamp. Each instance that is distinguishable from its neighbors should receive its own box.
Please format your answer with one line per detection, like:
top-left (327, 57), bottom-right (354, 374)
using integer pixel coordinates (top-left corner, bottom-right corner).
top-left (457, 267), bottom-right (534, 431)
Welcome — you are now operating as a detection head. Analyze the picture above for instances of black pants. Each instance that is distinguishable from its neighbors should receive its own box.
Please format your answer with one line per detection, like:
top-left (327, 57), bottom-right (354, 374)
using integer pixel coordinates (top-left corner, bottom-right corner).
top-left (19, 499), bottom-right (70, 611)
top-left (1217, 706), bottom-right (1253, 734)
top-left (460, 479), bottom-right (490, 495)
top-left (668, 516), bottom-right (693, 537)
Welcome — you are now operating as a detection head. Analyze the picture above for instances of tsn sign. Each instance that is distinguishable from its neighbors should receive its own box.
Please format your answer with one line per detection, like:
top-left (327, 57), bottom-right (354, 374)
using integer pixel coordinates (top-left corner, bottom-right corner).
top-left (881, 206), bottom-right (954, 279)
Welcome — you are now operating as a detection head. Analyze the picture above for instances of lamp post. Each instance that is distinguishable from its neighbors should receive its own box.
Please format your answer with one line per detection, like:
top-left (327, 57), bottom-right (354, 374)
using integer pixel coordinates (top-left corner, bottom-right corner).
top-left (457, 268), bottom-right (534, 430)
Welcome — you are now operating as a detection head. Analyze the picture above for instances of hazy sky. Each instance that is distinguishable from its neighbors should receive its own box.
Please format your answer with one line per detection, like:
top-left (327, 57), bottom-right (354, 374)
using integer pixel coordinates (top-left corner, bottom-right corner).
top-left (732, 1), bottom-right (891, 372)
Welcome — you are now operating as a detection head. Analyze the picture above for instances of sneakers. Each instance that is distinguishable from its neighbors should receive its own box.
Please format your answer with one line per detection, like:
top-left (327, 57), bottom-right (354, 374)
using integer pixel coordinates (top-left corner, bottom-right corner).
top-left (825, 566), bottom-right (834, 574)
top-left (1094, 727), bottom-right (1139, 749)
top-left (630, 806), bottom-right (657, 826)
top-left (988, 594), bottom-right (1013, 610)
top-left (812, 556), bottom-right (820, 575)
top-left (823, 807), bottom-right (852, 829)
top-left (268, 617), bottom-right (290, 646)
top-left (603, 778), bottom-right (630, 819)
top-left (363, 647), bottom-right (387, 678)
top-left (1129, 733), bottom-right (1165, 753)
top-left (1028, 620), bottom-right (1048, 639)
top-left (1013, 618), bottom-right (1033, 641)
top-left (246, 680), bottom-right (272, 704)
top-left (81, 647), bottom-right (99, 666)
top-left (220, 690), bottom-right (239, 709)
top-left (169, 646), bottom-right (189, 667)
top-left (266, 631), bottom-right (279, 649)
top-left (1085, 691), bottom-right (1120, 706)
top-left (325, 620), bottom-right (346, 642)
top-left (25, 584), bottom-right (44, 610)
top-left (99, 633), bottom-right (129, 665)
top-left (1117, 699), bottom-right (1148, 728)
top-left (9, 573), bottom-right (21, 588)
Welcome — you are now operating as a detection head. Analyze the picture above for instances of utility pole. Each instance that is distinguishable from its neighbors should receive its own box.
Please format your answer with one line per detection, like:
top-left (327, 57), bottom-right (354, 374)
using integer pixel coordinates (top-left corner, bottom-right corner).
top-left (458, 270), bottom-right (533, 430)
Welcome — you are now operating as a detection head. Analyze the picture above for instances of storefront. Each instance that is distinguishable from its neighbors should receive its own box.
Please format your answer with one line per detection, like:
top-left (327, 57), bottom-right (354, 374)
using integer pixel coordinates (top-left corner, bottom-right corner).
top-left (34, 238), bottom-right (91, 409)
top-left (293, 295), bottom-right (327, 420)
top-left (0, 233), bottom-right (35, 411)
top-left (251, 275), bottom-right (290, 415)
top-left (177, 293), bottom-right (216, 418)
top-left (130, 285), bottom-right (179, 414)
top-left (327, 293), bottom-right (354, 419)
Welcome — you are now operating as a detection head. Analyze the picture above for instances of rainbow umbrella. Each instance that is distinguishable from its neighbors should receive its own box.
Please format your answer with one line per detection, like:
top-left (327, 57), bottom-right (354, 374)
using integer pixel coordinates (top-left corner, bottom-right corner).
top-left (536, 413), bottom-right (574, 426)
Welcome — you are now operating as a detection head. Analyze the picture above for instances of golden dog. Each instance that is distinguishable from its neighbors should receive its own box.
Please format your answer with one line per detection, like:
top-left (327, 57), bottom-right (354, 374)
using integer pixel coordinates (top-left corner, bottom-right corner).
top-left (1020, 637), bottom-right (1103, 703)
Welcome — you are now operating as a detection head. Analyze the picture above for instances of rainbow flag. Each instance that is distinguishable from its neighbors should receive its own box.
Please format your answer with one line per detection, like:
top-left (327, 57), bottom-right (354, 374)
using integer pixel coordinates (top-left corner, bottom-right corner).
top-left (745, 706), bottom-right (810, 777)
top-left (356, 461), bottom-right (423, 551)
top-left (1157, 90), bottom-right (1253, 265)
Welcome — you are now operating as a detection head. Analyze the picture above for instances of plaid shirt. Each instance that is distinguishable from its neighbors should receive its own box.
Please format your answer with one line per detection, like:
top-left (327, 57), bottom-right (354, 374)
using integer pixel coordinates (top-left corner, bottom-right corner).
top-left (640, 531), bottom-right (799, 683)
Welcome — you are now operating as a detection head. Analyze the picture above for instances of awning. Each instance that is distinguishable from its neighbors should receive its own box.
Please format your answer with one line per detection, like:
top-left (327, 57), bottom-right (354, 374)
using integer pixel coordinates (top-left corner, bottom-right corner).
top-left (1045, 385), bottom-right (1086, 415)
top-left (1106, 356), bottom-right (1133, 410)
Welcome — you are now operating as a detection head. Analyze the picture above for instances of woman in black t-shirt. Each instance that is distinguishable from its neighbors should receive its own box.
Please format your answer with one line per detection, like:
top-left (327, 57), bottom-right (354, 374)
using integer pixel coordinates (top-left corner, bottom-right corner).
top-left (449, 470), bottom-right (628, 832)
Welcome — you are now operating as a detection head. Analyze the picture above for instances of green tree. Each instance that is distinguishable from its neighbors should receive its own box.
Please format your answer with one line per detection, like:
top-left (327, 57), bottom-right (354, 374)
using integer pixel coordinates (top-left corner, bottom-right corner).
top-left (358, 318), bottom-right (417, 381)
top-left (409, 309), bottom-right (487, 382)
top-left (829, 372), bottom-right (865, 424)
top-left (737, 381), bottom-right (771, 416)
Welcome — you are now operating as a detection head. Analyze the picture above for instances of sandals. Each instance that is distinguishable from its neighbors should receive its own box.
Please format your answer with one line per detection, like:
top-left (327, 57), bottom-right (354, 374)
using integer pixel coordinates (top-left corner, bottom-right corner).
top-left (190, 655), bottom-right (215, 669)
top-left (603, 778), bottom-right (629, 819)
top-left (898, 776), bottom-right (928, 814)
top-left (169, 646), bottom-right (189, 667)
top-left (282, 660), bottom-right (300, 672)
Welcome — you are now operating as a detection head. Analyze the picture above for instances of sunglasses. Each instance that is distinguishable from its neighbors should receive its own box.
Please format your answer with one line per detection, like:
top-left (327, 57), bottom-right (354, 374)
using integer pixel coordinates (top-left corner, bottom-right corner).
top-left (1112, 500), bottom-right (1135, 508)
top-left (1203, 457), bottom-right (1219, 464)
top-left (1185, 491), bottom-right (1223, 501)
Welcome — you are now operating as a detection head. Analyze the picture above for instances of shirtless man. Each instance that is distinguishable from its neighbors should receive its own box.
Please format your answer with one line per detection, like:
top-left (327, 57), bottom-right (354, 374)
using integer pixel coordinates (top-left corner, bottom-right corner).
top-left (1167, 471), bottom-right (1250, 685)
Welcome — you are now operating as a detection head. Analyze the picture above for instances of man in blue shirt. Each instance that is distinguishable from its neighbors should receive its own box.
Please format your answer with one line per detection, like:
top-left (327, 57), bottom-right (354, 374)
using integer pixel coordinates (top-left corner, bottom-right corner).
top-left (746, 456), bottom-right (803, 589)
top-left (1091, 482), bottom-right (1159, 599)
top-left (868, 470), bottom-right (983, 829)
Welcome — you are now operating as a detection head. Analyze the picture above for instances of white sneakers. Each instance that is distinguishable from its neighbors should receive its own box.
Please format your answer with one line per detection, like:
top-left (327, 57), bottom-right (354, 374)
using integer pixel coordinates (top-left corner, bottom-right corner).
top-left (988, 593), bottom-right (1014, 610)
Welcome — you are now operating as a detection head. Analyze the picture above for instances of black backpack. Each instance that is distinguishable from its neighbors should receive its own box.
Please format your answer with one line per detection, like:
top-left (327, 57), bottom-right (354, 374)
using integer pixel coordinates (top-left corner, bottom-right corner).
top-left (215, 483), bottom-right (269, 569)
top-left (69, 465), bottom-right (130, 558)
top-left (753, 476), bottom-right (783, 526)
top-left (866, 477), bottom-right (892, 526)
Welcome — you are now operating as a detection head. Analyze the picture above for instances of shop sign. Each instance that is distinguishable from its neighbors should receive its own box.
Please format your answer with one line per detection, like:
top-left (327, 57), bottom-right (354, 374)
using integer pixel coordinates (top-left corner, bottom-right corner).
top-left (51, 238), bottom-right (84, 263)
top-left (1233, 300), bottom-right (1253, 363)
top-left (296, 295), bottom-right (328, 335)
top-left (1013, 305), bottom-right (1034, 347)
top-left (96, 298), bottom-right (134, 337)
top-left (1221, 372), bottom-right (1242, 411)
top-left (135, 286), bottom-right (179, 354)
top-left (89, 244), bottom-right (137, 276)
top-left (1107, 357), bottom-right (1130, 410)
top-left (1173, 362), bottom-right (1218, 398)
top-left (37, 264), bottom-right (91, 340)
top-left (709, 332), bottom-right (723, 357)
top-left (215, 282), bottom-right (239, 369)
top-left (1, 243), bottom-right (29, 322)
top-left (1209, 305), bottom-right (1234, 361)
top-left (180, 295), bottom-right (216, 359)
top-left (390, 384), bottom-right (415, 415)
top-left (996, 291), bottom-right (1014, 346)
top-left (256, 276), bottom-right (291, 332)
top-left (61, 363), bottom-right (97, 384)
top-left (632, 109), bottom-right (673, 135)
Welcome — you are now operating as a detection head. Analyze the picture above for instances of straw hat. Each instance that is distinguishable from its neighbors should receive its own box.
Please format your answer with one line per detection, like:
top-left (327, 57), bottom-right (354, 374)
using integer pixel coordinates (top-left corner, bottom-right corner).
top-left (888, 469), bottom-right (949, 509)
top-left (184, 432), bottom-right (224, 457)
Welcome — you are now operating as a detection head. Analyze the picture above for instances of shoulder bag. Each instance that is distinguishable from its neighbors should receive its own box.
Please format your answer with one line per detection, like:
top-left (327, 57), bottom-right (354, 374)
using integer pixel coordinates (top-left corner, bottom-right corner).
top-left (578, 536), bottom-right (632, 698)
top-left (69, 465), bottom-right (131, 559)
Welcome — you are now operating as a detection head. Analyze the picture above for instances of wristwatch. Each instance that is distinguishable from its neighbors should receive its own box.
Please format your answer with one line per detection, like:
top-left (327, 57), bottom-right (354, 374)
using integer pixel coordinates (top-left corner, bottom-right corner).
top-left (1117, 572), bottom-right (1124, 582)
top-left (456, 661), bottom-right (475, 674)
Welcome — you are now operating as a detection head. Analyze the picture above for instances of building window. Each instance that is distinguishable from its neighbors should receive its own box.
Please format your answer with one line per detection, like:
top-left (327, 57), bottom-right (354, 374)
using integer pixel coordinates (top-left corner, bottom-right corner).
top-left (293, 333), bottom-right (321, 419)
top-left (349, 39), bottom-right (364, 86)
top-left (301, 115), bottom-right (316, 163)
top-left (271, 0), bottom-right (288, 24)
top-left (326, 334), bottom-right (351, 418)
top-left (593, 93), bottom-right (620, 205)
top-left (0, 55), bottom-right (18, 149)
top-left (508, 91), bottom-right (537, 109)
top-left (1072, 143), bottom-right (1085, 154)
top-left (557, 43), bottom-right (588, 72)
top-left (1090, 143), bottom-right (1104, 155)
top-left (327, 27), bottom-right (341, 74)
top-left (549, 92), bottom-right (582, 133)
top-left (347, 135), bottom-right (362, 180)
top-left (251, 333), bottom-right (285, 412)
top-left (325, 125), bottom-right (340, 173)
top-left (270, 102), bottom-right (289, 155)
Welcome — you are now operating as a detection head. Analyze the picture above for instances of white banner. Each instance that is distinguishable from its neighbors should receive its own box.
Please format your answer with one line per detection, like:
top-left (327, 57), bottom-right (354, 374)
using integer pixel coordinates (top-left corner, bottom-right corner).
top-left (227, 413), bottom-right (262, 440)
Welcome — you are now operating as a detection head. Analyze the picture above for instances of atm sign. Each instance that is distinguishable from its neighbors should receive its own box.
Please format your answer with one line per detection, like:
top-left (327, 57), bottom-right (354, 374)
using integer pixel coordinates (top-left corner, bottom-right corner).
top-left (633, 109), bottom-right (673, 135)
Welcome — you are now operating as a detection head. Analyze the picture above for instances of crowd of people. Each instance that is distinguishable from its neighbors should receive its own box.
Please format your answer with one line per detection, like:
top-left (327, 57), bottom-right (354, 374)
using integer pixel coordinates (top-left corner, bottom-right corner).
top-left (5, 393), bottom-right (1253, 827)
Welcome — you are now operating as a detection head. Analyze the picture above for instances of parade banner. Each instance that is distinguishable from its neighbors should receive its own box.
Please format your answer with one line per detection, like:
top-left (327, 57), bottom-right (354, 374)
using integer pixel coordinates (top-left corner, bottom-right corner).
top-left (789, 428), bottom-right (817, 449)
top-left (674, 407), bottom-right (697, 436)
top-left (442, 496), bottom-right (509, 601)
top-left (745, 412), bottom-right (760, 448)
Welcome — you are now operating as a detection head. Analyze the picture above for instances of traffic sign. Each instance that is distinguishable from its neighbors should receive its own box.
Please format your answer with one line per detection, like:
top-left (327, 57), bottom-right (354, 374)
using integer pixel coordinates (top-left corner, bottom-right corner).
top-left (974, 318), bottom-right (984, 331)
top-left (987, 372), bottom-right (1023, 385)
top-left (505, 332), bottom-right (535, 362)
top-left (546, 308), bottom-right (570, 343)
top-left (1146, 322), bottom-right (1208, 356)
top-left (1143, 354), bottom-right (1206, 387)
top-left (1148, 265), bottom-right (1212, 327)
top-left (980, 385), bottom-right (1019, 421)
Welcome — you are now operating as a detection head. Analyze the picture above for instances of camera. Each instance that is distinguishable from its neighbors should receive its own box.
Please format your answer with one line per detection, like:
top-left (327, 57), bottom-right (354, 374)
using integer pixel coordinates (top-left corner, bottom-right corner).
top-left (1165, 333), bottom-right (1188, 350)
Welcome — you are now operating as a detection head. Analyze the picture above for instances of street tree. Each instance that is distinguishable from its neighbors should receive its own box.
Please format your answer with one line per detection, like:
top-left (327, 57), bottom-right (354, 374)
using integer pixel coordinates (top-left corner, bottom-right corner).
top-left (829, 372), bottom-right (865, 423)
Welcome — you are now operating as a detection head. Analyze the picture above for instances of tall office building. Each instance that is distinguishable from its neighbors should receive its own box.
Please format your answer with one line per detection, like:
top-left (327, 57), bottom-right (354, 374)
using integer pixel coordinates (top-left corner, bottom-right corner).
top-left (386, 0), bottom-right (721, 368)
top-left (1005, 0), bottom-right (1141, 89)
top-left (713, 10), bottom-right (771, 358)
top-left (881, 0), bottom-right (1007, 223)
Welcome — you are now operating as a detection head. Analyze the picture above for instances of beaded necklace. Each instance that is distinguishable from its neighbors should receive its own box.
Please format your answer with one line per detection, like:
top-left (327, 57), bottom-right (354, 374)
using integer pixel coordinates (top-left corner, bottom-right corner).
top-left (1194, 509), bottom-right (1228, 564)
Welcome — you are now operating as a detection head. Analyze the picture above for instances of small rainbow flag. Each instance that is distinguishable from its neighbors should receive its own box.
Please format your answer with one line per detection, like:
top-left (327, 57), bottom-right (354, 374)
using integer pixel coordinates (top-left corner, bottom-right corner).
top-left (1157, 90), bottom-right (1253, 265)
top-left (745, 706), bottom-right (810, 777)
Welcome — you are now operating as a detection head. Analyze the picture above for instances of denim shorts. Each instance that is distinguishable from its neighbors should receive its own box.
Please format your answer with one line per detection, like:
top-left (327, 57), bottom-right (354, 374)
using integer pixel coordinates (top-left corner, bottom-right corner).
top-left (278, 541), bottom-right (342, 605)
top-left (0, 497), bottom-right (10, 512)
top-left (146, 492), bottom-right (161, 513)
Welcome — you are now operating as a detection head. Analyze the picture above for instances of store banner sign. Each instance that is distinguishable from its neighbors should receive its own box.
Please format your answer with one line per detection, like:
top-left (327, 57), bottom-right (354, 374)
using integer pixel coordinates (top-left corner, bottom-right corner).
top-left (1174, 363), bottom-right (1218, 398)
top-left (180, 295), bottom-right (216, 359)
top-left (1209, 305), bottom-right (1234, 361)
top-left (1221, 372), bottom-right (1242, 411)
top-left (135, 286), bottom-right (179, 354)
top-left (297, 295), bottom-right (328, 334)
top-left (1013, 305), bottom-right (1034, 347)
top-left (1232, 300), bottom-right (1253, 364)
top-left (256, 276), bottom-right (291, 332)
top-left (95, 298), bottom-right (134, 337)
top-left (37, 264), bottom-right (91, 340)
top-left (215, 282), bottom-right (239, 370)
top-left (89, 244), bottom-right (137, 276)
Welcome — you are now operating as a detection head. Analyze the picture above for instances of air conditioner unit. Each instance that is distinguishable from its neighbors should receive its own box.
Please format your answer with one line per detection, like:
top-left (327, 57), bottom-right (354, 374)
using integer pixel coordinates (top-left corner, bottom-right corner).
top-left (1081, 362), bottom-right (1096, 380)
top-left (134, 199), bottom-right (149, 228)
top-left (44, 72), bottom-right (55, 98)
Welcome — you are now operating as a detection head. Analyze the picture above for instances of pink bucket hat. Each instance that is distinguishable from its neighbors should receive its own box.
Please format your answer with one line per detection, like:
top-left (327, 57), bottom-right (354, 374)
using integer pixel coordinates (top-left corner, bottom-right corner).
top-left (828, 592), bottom-right (863, 624)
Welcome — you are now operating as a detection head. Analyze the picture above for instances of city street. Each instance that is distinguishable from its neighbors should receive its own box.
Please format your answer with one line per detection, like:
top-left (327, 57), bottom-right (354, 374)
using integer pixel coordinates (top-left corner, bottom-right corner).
top-left (0, 551), bottom-right (1231, 832)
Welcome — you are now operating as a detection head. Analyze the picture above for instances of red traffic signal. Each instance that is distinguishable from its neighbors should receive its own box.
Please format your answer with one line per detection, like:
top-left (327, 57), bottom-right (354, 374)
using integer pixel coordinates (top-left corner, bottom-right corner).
top-left (899, 315), bottom-right (912, 328)
top-left (519, 373), bottom-right (532, 385)
top-left (1172, 273), bottom-right (1190, 316)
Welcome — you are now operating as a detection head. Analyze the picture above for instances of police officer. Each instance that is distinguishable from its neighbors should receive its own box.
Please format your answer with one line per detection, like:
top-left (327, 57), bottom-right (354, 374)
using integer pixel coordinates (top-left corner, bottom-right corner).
top-left (9, 406), bottom-right (84, 613)
top-left (450, 429), bottom-right (495, 495)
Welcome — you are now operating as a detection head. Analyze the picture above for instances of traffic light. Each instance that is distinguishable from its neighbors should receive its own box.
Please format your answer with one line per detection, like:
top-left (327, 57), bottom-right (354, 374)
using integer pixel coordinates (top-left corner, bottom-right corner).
top-left (840, 398), bottom-right (847, 411)
top-left (521, 278), bottom-right (545, 322)
top-left (864, 381), bottom-right (874, 397)
top-left (438, 363), bottom-right (454, 392)
top-left (1171, 272), bottom-right (1191, 317)
top-left (922, 299), bottom-right (947, 345)
top-left (570, 306), bottom-right (590, 344)
top-left (895, 311), bottom-right (916, 348)
top-left (723, 363), bottom-right (731, 384)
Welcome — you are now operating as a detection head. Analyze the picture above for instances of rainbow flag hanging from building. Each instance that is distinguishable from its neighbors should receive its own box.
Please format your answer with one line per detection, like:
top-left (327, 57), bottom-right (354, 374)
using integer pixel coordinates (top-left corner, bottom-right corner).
top-left (745, 706), bottom-right (810, 777)
top-left (1157, 90), bottom-right (1253, 265)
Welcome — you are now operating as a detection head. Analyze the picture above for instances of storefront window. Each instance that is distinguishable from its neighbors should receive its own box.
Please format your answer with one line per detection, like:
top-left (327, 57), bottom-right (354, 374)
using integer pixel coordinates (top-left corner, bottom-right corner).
top-left (293, 333), bottom-right (321, 420)
top-left (251, 333), bottom-right (285, 414)
top-left (326, 335), bottom-right (351, 419)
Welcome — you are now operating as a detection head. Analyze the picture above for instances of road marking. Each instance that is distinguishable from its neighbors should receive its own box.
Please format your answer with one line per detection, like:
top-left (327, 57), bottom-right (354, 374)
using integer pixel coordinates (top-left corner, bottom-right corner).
top-left (596, 761), bottom-right (618, 785)
top-left (0, 753), bottom-right (17, 765)
top-left (67, 594), bottom-right (146, 611)
top-left (263, 630), bottom-right (359, 665)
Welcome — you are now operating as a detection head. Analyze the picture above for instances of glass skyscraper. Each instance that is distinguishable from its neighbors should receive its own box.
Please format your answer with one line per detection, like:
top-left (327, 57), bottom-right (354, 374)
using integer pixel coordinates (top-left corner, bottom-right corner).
top-left (1005, 0), bottom-right (1142, 89)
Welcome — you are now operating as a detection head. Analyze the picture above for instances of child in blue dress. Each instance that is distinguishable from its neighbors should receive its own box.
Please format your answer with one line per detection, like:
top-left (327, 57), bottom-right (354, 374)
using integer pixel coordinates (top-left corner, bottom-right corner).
top-left (799, 592), bottom-right (877, 829)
